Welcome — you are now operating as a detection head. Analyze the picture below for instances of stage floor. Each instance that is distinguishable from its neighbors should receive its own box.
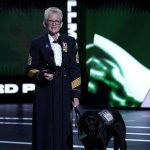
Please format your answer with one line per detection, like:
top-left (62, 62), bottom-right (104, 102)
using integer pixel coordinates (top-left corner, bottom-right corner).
top-left (0, 104), bottom-right (150, 150)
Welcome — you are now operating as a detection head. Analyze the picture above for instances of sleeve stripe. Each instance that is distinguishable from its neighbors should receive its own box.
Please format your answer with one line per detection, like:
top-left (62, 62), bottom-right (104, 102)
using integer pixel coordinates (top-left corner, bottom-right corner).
top-left (27, 69), bottom-right (40, 78)
top-left (71, 77), bottom-right (81, 89)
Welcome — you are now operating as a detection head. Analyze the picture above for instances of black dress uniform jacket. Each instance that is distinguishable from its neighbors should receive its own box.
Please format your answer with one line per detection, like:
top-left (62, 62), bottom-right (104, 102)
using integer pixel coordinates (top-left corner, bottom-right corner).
top-left (26, 33), bottom-right (81, 150)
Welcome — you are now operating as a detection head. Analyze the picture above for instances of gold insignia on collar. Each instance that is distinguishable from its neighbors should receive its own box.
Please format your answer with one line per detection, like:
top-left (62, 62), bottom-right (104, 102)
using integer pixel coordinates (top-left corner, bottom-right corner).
top-left (62, 42), bottom-right (68, 52)
top-left (28, 54), bottom-right (32, 65)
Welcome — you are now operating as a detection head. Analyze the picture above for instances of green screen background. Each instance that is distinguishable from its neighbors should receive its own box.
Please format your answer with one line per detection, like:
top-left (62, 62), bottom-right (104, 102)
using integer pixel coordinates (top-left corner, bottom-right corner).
top-left (85, 7), bottom-right (150, 108)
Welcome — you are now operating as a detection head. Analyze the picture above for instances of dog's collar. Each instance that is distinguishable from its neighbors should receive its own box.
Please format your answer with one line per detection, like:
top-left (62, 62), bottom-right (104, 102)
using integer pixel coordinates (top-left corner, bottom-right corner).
top-left (98, 109), bottom-right (114, 125)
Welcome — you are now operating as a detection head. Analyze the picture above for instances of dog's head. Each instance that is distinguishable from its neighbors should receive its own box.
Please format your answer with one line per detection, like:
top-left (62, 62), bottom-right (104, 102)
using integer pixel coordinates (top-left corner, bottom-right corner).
top-left (78, 111), bottom-right (105, 138)
top-left (77, 109), bottom-right (126, 150)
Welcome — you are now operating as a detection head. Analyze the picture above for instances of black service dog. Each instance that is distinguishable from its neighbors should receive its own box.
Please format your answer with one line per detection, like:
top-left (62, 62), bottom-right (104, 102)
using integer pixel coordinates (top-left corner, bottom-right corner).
top-left (75, 109), bottom-right (127, 150)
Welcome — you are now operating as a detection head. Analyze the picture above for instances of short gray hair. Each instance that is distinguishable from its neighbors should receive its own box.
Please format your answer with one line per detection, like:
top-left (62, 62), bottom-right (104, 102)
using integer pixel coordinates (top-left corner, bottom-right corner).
top-left (44, 7), bottom-right (63, 21)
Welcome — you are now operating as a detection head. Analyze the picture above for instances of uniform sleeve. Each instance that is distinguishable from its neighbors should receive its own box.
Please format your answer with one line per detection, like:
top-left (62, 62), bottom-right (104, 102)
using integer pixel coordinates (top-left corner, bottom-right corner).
top-left (69, 38), bottom-right (81, 98)
top-left (26, 40), bottom-right (47, 84)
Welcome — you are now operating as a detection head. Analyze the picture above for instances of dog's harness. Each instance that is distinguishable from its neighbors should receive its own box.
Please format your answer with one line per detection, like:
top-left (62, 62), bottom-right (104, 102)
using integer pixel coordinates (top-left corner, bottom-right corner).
top-left (95, 110), bottom-right (114, 141)
top-left (98, 109), bottom-right (114, 125)
top-left (74, 108), bottom-right (114, 140)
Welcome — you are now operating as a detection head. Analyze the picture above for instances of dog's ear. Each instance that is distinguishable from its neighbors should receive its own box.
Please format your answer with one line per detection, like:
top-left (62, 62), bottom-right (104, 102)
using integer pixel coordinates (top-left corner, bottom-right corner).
top-left (78, 116), bottom-right (90, 139)
top-left (78, 112), bottom-right (95, 133)
top-left (78, 116), bottom-right (88, 132)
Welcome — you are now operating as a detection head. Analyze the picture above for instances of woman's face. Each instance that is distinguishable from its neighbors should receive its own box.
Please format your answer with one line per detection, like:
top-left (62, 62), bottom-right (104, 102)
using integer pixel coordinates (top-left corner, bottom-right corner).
top-left (45, 12), bottom-right (63, 35)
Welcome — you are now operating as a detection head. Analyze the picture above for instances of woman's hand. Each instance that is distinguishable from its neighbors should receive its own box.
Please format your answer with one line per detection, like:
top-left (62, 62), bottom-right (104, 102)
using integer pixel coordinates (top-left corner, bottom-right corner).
top-left (72, 98), bottom-right (79, 107)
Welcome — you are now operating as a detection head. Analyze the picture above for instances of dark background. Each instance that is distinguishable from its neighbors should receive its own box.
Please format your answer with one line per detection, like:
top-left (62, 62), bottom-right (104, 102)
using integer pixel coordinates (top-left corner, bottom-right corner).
top-left (0, 0), bottom-right (150, 109)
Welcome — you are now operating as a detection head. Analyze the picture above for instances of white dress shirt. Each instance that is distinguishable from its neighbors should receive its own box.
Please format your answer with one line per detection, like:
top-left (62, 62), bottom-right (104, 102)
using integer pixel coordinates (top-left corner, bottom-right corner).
top-left (48, 34), bottom-right (62, 66)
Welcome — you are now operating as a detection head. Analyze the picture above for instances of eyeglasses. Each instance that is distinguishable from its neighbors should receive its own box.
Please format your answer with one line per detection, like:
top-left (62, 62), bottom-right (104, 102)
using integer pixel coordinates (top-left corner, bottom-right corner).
top-left (47, 20), bottom-right (62, 25)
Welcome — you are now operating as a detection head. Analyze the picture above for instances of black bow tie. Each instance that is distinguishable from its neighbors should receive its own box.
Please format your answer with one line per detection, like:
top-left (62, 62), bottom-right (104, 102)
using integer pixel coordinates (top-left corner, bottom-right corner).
top-left (53, 37), bottom-right (62, 45)
top-left (53, 40), bottom-right (58, 43)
